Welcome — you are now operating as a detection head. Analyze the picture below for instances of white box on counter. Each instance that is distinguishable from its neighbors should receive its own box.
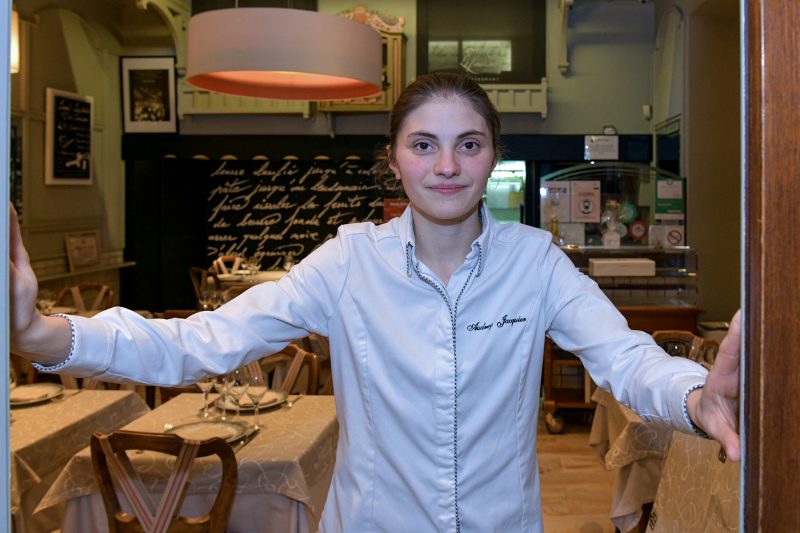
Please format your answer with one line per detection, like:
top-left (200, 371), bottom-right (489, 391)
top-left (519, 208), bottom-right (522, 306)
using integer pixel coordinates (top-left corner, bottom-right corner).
top-left (588, 258), bottom-right (656, 277)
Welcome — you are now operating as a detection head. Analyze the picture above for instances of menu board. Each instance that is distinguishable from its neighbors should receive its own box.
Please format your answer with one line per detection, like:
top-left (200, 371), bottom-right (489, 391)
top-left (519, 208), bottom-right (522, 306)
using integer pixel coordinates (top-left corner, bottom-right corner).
top-left (203, 158), bottom-right (384, 270)
top-left (45, 88), bottom-right (94, 185)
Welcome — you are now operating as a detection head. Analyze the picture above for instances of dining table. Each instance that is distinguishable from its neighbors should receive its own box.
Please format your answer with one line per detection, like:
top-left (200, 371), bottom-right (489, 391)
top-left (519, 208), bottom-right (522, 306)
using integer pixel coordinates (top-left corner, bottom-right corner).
top-left (36, 392), bottom-right (338, 533)
top-left (589, 387), bottom-right (740, 533)
top-left (10, 388), bottom-right (151, 533)
top-left (588, 387), bottom-right (673, 532)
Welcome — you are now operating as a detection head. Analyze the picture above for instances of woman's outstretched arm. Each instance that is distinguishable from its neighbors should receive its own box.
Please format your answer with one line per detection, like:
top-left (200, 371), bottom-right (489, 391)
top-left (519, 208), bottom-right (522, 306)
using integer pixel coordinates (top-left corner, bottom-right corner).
top-left (9, 204), bottom-right (72, 365)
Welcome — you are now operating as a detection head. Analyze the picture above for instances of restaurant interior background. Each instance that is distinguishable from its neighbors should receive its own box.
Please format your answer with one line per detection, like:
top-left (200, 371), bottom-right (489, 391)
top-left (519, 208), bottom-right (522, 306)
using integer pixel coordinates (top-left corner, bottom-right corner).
top-left (8, 0), bottom-right (739, 319)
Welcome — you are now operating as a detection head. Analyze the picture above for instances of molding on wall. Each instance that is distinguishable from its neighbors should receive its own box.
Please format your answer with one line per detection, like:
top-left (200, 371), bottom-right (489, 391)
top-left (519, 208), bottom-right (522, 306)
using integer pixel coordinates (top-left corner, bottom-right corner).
top-left (25, 217), bottom-right (106, 235)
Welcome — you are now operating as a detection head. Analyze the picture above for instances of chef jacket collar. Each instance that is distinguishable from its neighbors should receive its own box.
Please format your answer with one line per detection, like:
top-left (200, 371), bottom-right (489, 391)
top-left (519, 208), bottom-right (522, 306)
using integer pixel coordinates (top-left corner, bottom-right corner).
top-left (402, 202), bottom-right (491, 279)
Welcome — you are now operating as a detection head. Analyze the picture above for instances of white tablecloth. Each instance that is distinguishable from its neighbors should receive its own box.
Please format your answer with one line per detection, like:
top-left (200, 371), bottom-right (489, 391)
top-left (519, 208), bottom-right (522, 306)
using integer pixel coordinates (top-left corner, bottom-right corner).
top-left (37, 393), bottom-right (338, 533)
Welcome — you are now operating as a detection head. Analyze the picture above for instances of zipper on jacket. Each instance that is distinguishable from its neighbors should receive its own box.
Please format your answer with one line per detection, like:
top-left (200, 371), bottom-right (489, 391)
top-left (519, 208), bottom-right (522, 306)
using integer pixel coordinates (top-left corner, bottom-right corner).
top-left (412, 256), bottom-right (480, 533)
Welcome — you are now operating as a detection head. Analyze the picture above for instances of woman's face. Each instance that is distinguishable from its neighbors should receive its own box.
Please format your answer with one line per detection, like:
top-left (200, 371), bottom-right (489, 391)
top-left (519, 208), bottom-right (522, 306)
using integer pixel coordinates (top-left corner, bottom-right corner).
top-left (389, 96), bottom-right (496, 227)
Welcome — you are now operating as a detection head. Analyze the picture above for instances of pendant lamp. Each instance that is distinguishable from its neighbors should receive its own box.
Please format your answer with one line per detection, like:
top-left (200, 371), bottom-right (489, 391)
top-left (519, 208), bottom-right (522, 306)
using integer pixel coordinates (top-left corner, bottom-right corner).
top-left (186, 7), bottom-right (383, 100)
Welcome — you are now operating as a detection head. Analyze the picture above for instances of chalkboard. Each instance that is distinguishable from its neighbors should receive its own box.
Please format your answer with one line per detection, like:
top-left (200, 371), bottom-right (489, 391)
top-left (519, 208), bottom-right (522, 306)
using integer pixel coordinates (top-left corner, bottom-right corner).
top-left (45, 88), bottom-right (94, 185)
top-left (203, 158), bottom-right (385, 270)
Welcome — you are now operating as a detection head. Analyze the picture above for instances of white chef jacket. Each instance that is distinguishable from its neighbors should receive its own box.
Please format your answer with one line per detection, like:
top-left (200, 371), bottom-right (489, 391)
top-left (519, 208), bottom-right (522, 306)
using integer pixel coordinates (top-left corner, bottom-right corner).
top-left (39, 205), bottom-right (708, 532)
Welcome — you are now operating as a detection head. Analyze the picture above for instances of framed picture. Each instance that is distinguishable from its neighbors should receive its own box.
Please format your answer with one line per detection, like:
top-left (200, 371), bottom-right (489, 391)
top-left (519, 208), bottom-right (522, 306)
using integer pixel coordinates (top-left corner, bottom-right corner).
top-left (121, 56), bottom-right (177, 133)
top-left (64, 230), bottom-right (101, 272)
top-left (45, 88), bottom-right (94, 185)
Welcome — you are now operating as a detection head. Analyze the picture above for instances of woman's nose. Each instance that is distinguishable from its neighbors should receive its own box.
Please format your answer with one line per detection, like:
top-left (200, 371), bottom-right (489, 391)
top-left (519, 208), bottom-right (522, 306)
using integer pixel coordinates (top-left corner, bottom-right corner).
top-left (434, 151), bottom-right (461, 178)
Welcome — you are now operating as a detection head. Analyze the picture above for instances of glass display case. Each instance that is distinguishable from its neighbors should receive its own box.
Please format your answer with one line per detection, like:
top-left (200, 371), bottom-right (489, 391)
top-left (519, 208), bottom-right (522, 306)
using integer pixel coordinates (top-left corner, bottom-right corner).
top-left (538, 162), bottom-right (700, 433)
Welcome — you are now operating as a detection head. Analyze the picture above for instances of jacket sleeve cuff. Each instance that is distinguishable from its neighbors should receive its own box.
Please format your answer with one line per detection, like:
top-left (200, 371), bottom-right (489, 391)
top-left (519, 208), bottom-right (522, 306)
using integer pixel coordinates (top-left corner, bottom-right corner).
top-left (31, 314), bottom-right (113, 377)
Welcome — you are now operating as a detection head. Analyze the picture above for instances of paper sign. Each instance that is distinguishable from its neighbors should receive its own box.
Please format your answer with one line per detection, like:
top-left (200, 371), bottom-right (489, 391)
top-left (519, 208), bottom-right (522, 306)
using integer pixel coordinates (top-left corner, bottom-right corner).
top-left (649, 225), bottom-right (685, 247)
top-left (559, 223), bottom-right (585, 246)
top-left (570, 181), bottom-right (601, 223)
top-left (655, 176), bottom-right (685, 221)
top-left (539, 182), bottom-right (571, 225)
top-left (584, 135), bottom-right (619, 161)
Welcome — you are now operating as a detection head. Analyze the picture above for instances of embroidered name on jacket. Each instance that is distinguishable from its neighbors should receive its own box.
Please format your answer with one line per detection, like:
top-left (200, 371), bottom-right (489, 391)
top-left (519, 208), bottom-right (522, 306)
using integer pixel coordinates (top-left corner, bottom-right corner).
top-left (467, 315), bottom-right (527, 332)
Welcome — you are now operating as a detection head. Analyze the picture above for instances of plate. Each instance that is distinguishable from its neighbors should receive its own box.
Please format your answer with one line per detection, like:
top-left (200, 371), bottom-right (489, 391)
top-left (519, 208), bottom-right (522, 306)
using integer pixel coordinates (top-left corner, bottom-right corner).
top-left (9, 383), bottom-right (64, 406)
top-left (49, 306), bottom-right (78, 315)
top-left (215, 389), bottom-right (287, 412)
top-left (165, 420), bottom-right (248, 443)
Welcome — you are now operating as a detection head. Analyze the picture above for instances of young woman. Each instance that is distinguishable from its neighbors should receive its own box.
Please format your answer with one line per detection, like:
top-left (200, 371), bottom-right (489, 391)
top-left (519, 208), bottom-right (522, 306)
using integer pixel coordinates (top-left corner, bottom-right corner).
top-left (11, 72), bottom-right (741, 532)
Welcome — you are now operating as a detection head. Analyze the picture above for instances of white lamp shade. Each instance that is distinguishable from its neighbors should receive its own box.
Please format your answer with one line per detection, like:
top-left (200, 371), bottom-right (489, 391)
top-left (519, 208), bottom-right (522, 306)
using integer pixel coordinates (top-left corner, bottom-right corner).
top-left (186, 8), bottom-right (383, 101)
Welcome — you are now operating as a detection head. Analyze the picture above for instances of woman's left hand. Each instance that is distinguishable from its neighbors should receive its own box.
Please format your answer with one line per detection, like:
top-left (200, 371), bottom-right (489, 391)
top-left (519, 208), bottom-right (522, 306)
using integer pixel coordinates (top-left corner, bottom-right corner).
top-left (686, 309), bottom-right (742, 461)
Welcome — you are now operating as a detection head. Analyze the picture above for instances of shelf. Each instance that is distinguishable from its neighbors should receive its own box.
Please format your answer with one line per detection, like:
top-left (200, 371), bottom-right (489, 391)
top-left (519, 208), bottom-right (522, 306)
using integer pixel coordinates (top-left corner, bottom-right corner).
top-left (38, 261), bottom-right (136, 282)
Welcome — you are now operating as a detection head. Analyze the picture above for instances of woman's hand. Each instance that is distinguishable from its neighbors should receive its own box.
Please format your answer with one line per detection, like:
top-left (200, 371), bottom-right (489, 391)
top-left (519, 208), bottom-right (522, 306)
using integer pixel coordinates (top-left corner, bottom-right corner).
top-left (9, 204), bottom-right (72, 363)
top-left (686, 309), bottom-right (742, 461)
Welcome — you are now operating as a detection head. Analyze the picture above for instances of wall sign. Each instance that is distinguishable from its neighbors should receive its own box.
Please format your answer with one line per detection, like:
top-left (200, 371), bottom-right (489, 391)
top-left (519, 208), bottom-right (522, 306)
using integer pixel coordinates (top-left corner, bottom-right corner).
top-left (203, 158), bottom-right (384, 270)
top-left (45, 88), bottom-right (93, 185)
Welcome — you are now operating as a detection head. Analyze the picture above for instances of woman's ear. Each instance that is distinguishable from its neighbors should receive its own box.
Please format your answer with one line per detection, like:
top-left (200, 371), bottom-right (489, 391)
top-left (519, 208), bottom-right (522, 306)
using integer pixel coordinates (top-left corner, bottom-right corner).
top-left (386, 145), bottom-right (400, 180)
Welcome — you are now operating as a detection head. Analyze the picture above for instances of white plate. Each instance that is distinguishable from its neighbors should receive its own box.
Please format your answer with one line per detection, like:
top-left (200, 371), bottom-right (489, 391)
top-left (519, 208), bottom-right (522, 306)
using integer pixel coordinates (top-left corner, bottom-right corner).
top-left (49, 306), bottom-right (79, 315)
top-left (9, 383), bottom-right (64, 406)
top-left (215, 389), bottom-right (287, 412)
top-left (165, 420), bottom-right (248, 443)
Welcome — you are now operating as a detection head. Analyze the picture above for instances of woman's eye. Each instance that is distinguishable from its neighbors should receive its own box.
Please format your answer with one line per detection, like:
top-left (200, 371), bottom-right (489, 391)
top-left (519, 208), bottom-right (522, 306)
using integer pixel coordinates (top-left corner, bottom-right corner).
top-left (461, 141), bottom-right (479, 151)
top-left (414, 141), bottom-right (433, 151)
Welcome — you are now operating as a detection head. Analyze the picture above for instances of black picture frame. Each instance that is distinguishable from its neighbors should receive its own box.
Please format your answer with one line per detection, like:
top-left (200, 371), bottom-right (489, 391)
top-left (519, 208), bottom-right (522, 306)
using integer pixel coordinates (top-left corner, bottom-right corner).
top-left (121, 56), bottom-right (177, 133)
top-left (45, 88), bottom-right (94, 185)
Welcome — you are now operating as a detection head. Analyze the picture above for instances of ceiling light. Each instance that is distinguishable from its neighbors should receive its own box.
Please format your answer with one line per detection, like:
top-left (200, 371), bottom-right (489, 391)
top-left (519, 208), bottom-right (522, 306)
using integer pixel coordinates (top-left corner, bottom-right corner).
top-left (186, 8), bottom-right (383, 101)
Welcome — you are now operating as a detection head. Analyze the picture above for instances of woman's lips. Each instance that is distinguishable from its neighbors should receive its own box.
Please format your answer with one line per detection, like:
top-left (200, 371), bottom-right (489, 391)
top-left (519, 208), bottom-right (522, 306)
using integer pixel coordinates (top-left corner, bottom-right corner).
top-left (428, 184), bottom-right (467, 195)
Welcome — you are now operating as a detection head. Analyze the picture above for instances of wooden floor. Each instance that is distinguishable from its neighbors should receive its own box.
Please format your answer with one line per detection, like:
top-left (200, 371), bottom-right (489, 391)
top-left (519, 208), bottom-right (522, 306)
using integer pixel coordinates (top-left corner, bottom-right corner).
top-left (538, 411), bottom-right (617, 533)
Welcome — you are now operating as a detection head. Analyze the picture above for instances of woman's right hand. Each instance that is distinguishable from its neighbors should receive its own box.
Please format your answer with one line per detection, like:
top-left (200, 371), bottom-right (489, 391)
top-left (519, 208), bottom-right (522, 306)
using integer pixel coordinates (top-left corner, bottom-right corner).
top-left (9, 204), bottom-right (72, 364)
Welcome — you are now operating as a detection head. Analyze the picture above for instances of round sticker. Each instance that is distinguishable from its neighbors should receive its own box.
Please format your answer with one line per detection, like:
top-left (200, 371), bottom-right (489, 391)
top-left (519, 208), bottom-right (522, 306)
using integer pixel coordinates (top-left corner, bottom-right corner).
top-left (667, 229), bottom-right (683, 245)
top-left (579, 199), bottom-right (593, 214)
top-left (619, 202), bottom-right (638, 224)
top-left (628, 220), bottom-right (647, 240)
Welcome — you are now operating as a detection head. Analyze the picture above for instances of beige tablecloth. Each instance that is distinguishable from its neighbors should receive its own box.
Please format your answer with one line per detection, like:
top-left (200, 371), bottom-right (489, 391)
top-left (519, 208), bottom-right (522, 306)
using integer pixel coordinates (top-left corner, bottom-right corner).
top-left (10, 389), bottom-right (150, 533)
top-left (650, 431), bottom-right (739, 532)
top-left (37, 393), bottom-right (338, 533)
top-left (588, 388), bottom-right (673, 532)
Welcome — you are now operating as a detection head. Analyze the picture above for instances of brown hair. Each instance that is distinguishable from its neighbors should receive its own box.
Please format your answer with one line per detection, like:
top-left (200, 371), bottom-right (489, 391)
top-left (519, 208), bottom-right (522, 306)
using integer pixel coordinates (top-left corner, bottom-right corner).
top-left (372, 72), bottom-right (502, 194)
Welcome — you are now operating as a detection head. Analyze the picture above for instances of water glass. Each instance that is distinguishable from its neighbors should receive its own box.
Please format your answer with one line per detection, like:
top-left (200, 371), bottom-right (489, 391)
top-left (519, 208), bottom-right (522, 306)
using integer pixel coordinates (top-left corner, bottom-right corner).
top-left (227, 371), bottom-right (249, 423)
top-left (245, 372), bottom-right (268, 429)
top-left (196, 377), bottom-right (214, 418)
top-left (213, 375), bottom-right (231, 421)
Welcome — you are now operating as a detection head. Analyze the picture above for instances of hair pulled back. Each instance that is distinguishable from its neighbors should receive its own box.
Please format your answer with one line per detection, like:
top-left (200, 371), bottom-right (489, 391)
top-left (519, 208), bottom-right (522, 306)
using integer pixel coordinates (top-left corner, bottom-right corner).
top-left (372, 72), bottom-right (502, 193)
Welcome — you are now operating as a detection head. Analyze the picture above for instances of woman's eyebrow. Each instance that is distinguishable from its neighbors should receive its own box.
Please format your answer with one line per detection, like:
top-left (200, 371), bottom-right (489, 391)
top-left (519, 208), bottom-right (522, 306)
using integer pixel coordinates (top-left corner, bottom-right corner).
top-left (407, 129), bottom-right (488, 140)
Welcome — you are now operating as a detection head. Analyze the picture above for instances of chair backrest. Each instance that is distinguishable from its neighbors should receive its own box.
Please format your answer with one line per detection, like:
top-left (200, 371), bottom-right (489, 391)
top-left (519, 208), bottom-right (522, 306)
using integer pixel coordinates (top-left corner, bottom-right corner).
top-left (90, 429), bottom-right (238, 533)
top-left (188, 267), bottom-right (221, 304)
top-left (57, 283), bottom-right (114, 312)
top-left (260, 344), bottom-right (320, 395)
top-left (299, 334), bottom-right (333, 395)
top-left (212, 255), bottom-right (242, 275)
top-left (651, 330), bottom-right (720, 364)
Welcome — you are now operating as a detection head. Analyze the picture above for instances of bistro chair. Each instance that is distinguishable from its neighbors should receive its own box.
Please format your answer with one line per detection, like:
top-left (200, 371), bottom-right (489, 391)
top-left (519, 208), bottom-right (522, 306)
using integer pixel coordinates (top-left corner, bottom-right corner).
top-left (260, 344), bottom-right (320, 395)
top-left (188, 267), bottom-right (221, 307)
top-left (56, 283), bottom-right (114, 313)
top-left (651, 330), bottom-right (720, 365)
top-left (212, 255), bottom-right (243, 276)
top-left (90, 429), bottom-right (238, 533)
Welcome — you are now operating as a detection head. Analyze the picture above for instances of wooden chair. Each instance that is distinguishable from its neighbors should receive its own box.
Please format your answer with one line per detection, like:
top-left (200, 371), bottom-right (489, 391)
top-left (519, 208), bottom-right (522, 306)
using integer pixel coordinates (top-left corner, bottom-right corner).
top-left (260, 344), bottom-right (320, 395)
top-left (212, 255), bottom-right (243, 276)
top-left (56, 283), bottom-right (114, 313)
top-left (90, 429), bottom-right (238, 533)
top-left (299, 334), bottom-right (333, 395)
top-left (651, 330), bottom-right (720, 364)
top-left (188, 267), bottom-right (221, 307)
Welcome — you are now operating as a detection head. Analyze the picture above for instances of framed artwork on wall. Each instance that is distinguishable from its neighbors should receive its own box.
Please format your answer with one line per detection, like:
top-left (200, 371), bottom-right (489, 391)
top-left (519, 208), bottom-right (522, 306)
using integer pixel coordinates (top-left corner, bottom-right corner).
top-left (121, 56), bottom-right (177, 133)
top-left (45, 88), bottom-right (94, 185)
top-left (64, 230), bottom-right (101, 271)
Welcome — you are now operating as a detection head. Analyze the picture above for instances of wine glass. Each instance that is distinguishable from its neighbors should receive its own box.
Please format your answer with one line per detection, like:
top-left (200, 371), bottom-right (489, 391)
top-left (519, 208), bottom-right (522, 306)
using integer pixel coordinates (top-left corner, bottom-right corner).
top-left (196, 377), bottom-right (214, 418)
top-left (213, 375), bottom-right (231, 421)
top-left (245, 369), bottom-right (268, 429)
top-left (227, 370), bottom-right (249, 423)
